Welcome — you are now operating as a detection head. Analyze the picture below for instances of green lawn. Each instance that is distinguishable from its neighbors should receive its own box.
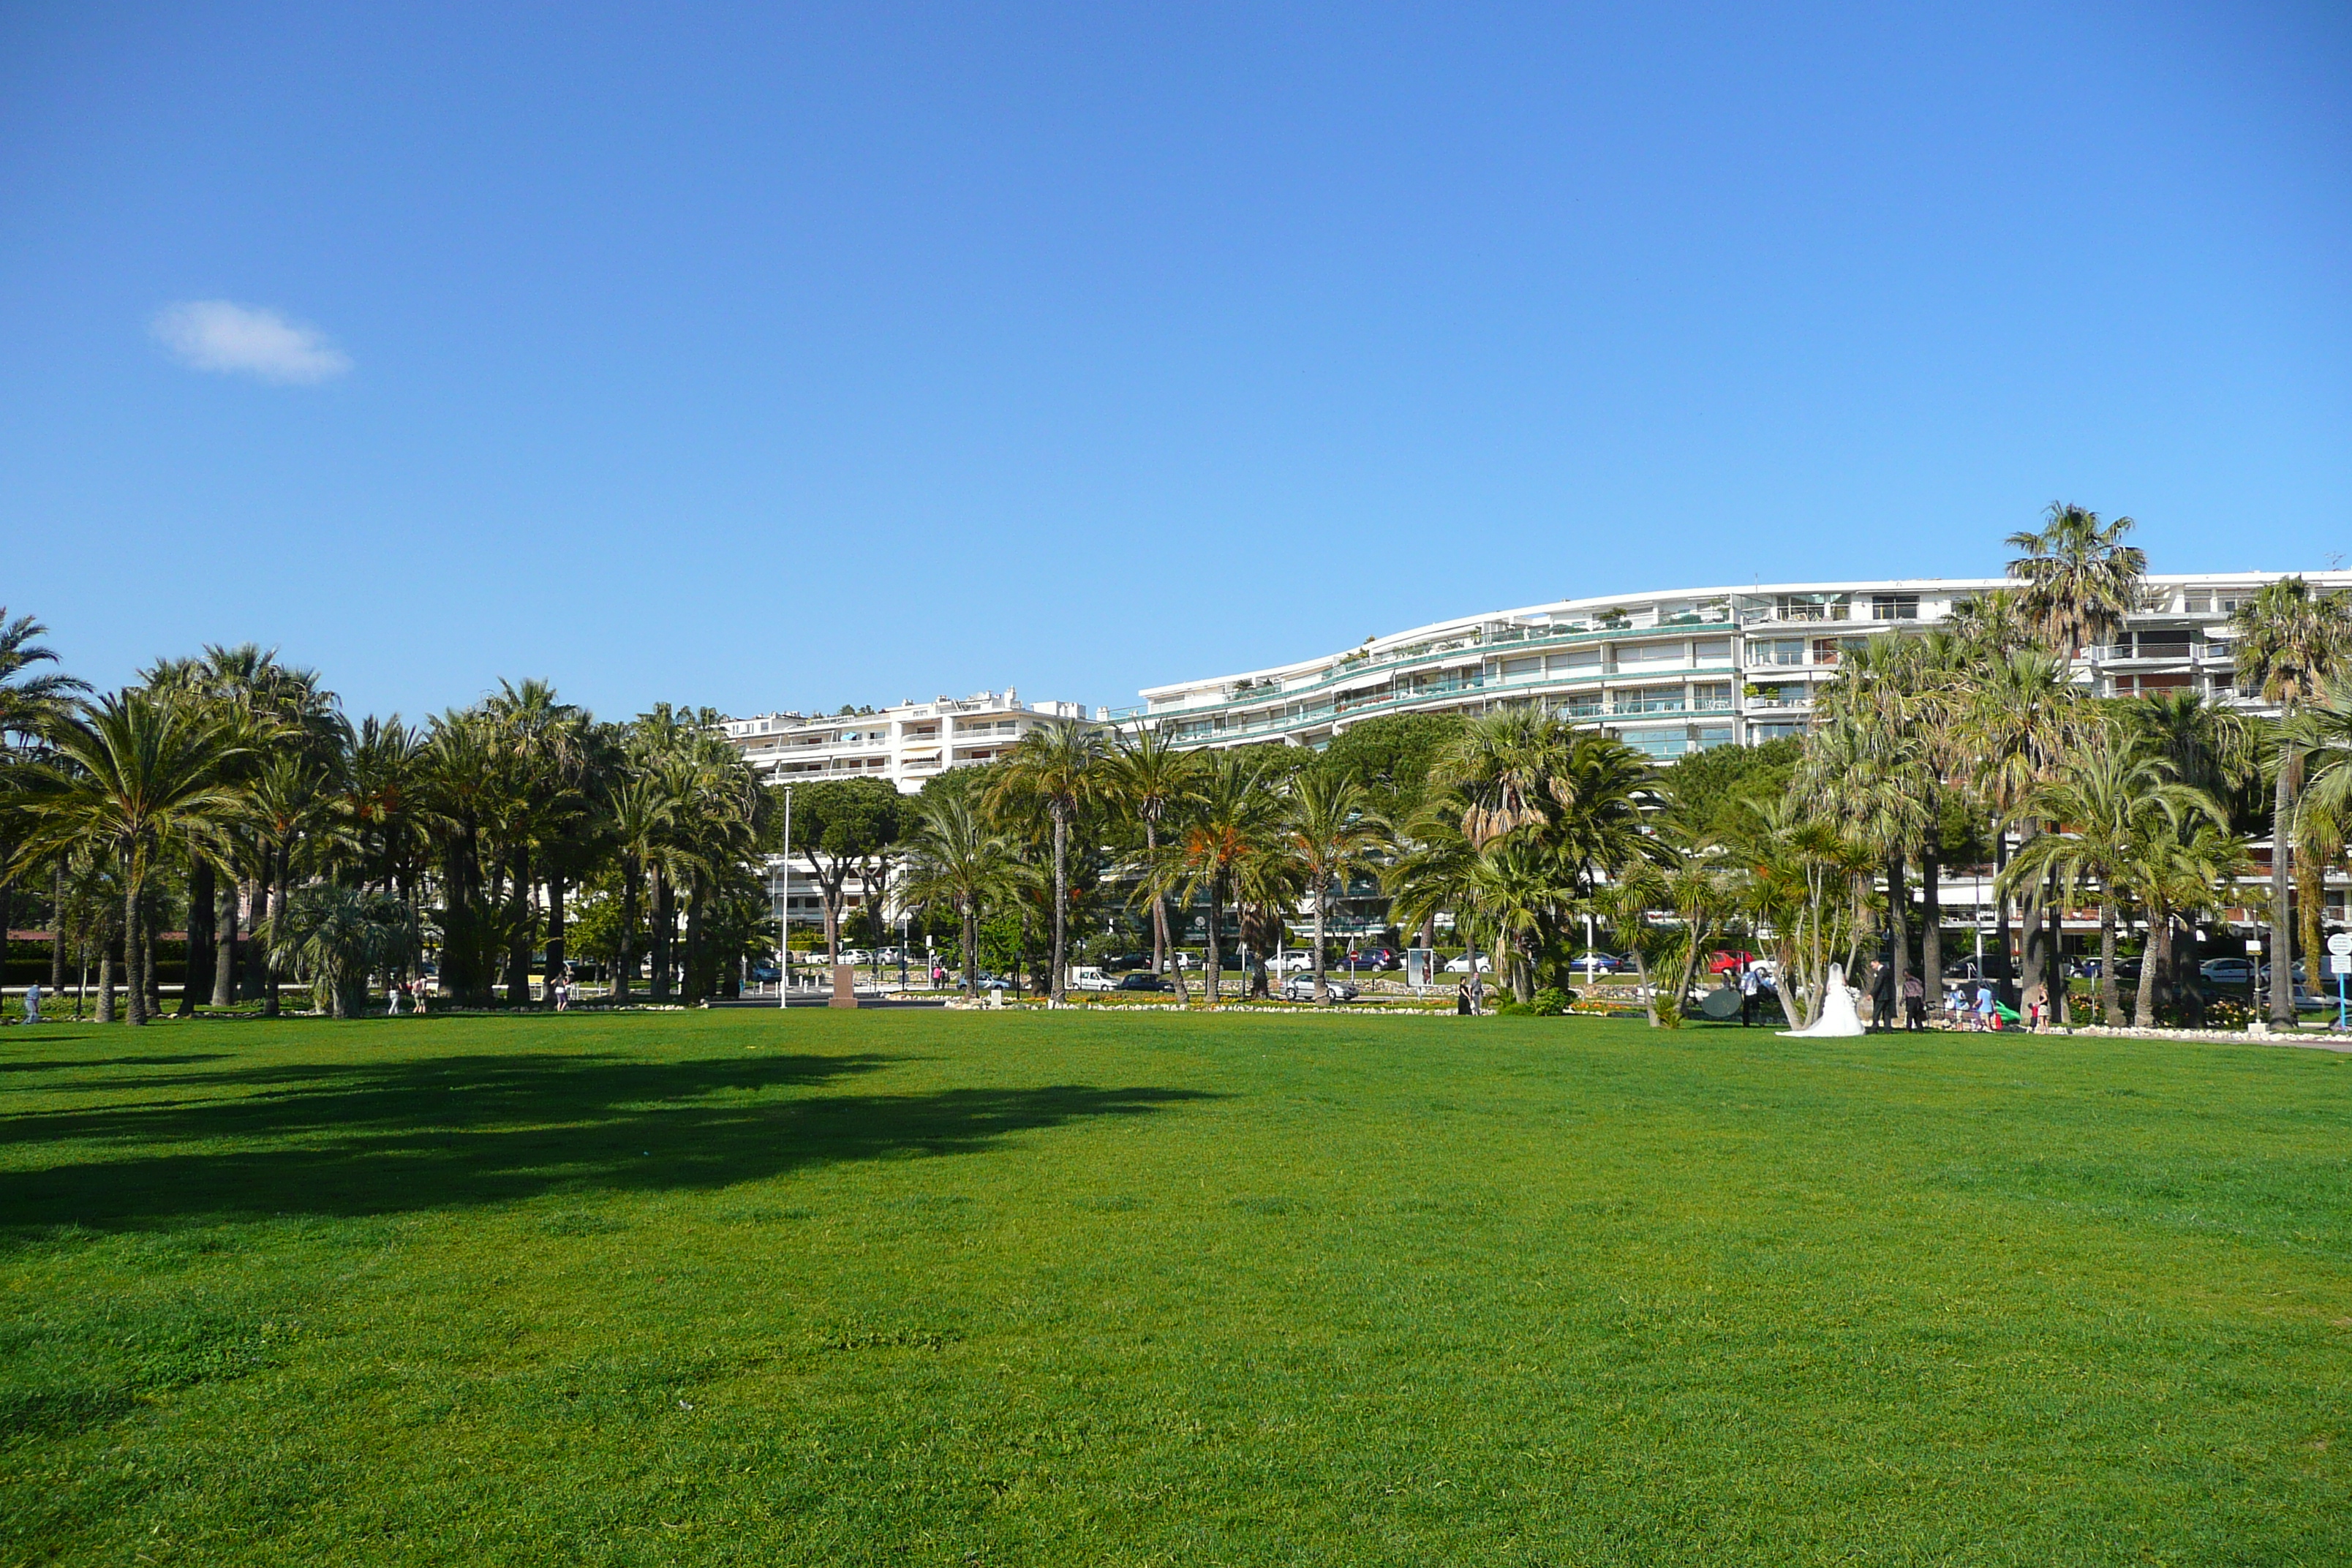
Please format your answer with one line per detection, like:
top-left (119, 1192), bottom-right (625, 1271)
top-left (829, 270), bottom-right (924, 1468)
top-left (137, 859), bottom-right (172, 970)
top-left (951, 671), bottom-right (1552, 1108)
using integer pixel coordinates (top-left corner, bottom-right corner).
top-left (2, 1009), bottom-right (2348, 1565)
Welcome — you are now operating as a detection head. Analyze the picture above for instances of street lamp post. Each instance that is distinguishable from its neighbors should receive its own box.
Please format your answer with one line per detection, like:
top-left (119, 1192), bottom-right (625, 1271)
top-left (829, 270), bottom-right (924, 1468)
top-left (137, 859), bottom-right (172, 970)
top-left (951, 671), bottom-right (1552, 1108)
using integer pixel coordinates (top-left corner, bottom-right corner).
top-left (777, 785), bottom-right (793, 1009)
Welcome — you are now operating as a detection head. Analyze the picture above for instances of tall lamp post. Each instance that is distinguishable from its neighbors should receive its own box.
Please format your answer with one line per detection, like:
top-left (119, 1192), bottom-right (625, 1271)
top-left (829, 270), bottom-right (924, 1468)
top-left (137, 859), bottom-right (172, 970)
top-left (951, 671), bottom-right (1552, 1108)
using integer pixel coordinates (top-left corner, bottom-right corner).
top-left (777, 785), bottom-right (793, 1010)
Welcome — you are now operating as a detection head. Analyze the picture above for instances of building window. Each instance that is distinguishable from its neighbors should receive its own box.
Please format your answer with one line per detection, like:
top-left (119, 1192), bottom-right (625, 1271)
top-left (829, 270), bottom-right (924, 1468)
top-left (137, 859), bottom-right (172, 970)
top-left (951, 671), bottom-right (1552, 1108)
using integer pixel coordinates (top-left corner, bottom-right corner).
top-left (1691, 682), bottom-right (1733, 710)
top-left (1749, 638), bottom-right (1806, 668)
top-left (1869, 594), bottom-right (1919, 621)
top-left (1694, 726), bottom-right (1735, 750)
top-left (1749, 720), bottom-right (1806, 742)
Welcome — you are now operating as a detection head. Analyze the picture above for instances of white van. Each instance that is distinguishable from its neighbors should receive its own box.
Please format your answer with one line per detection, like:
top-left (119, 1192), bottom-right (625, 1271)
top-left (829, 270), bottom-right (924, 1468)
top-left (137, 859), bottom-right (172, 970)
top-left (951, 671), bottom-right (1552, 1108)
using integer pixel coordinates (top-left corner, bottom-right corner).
top-left (1066, 966), bottom-right (1115, 992)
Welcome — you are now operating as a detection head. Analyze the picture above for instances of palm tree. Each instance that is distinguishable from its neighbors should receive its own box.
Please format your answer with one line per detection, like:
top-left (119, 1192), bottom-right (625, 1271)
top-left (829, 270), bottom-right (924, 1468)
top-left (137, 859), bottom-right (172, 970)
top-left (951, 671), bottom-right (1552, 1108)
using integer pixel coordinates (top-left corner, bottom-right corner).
top-left (2005, 502), bottom-right (2149, 657)
top-left (1810, 635), bottom-right (1941, 1019)
top-left (605, 772), bottom-right (677, 1004)
top-left (2117, 817), bottom-right (2247, 1028)
top-left (1381, 797), bottom-right (1479, 998)
top-left (902, 790), bottom-right (1027, 995)
top-left (11, 693), bottom-right (249, 1025)
top-left (2001, 731), bottom-right (2219, 1025)
top-left (1280, 772), bottom-right (1386, 1003)
top-left (0, 611), bottom-right (89, 979)
top-left (266, 883), bottom-right (417, 1018)
top-left (1959, 647), bottom-right (2093, 1012)
top-left (1104, 725), bottom-right (1202, 996)
top-left (1431, 709), bottom-right (1575, 849)
top-left (1159, 747), bottom-right (1282, 1006)
top-left (989, 720), bottom-right (1107, 1003)
top-left (2232, 577), bottom-right (2352, 1024)
top-left (1945, 589), bottom-right (2037, 660)
top-left (1464, 839), bottom-right (1578, 1006)
top-left (485, 679), bottom-right (589, 1004)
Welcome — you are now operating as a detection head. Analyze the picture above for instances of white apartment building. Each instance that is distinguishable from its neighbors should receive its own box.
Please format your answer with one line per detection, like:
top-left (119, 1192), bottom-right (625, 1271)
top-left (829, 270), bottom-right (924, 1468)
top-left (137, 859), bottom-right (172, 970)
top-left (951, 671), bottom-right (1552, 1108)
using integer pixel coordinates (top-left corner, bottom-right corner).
top-left (719, 687), bottom-right (1093, 796)
top-left (720, 689), bottom-right (1093, 941)
top-left (1117, 573), bottom-right (2352, 761)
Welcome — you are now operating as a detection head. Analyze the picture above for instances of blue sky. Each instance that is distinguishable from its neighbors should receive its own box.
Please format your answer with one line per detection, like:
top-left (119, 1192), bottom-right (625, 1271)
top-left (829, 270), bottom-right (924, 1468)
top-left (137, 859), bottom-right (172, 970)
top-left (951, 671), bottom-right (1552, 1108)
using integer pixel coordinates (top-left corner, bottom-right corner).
top-left (2, 2), bottom-right (2346, 723)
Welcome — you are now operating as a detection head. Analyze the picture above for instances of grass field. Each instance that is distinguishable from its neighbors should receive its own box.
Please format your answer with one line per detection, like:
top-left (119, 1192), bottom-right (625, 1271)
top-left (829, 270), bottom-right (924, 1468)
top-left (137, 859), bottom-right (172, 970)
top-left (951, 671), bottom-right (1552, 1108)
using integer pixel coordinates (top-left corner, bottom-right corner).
top-left (1, 1009), bottom-right (2348, 1565)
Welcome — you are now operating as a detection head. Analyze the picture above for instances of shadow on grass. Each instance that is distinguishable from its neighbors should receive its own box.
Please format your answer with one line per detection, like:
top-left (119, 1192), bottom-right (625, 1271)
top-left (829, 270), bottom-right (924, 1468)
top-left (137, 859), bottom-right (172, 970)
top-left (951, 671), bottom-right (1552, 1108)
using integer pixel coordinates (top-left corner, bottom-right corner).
top-left (0, 1053), bottom-right (233, 1075)
top-left (0, 1051), bottom-right (1217, 1229)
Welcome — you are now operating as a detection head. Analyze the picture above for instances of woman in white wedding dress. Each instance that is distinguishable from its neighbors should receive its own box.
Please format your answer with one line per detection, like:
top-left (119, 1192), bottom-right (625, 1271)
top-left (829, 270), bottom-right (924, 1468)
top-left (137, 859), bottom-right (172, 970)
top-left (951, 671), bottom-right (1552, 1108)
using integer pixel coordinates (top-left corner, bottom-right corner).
top-left (1779, 962), bottom-right (1867, 1037)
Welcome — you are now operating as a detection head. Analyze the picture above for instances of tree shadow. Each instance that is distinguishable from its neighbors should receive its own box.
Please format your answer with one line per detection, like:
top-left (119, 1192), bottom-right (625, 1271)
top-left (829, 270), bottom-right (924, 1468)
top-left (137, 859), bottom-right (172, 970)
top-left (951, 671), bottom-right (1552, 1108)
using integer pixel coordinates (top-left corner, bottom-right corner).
top-left (0, 1053), bottom-right (232, 1075)
top-left (0, 1051), bottom-right (1217, 1230)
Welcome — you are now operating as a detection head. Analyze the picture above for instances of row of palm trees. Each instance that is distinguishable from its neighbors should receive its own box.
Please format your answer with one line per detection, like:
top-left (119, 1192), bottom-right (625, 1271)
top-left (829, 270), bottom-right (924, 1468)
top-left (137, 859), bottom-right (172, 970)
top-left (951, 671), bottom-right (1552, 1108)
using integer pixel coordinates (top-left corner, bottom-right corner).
top-left (0, 631), bottom-right (772, 1023)
top-left (898, 708), bottom-right (1664, 1009)
top-left (905, 505), bottom-right (2352, 1028)
top-left (1766, 505), bottom-right (2352, 1029)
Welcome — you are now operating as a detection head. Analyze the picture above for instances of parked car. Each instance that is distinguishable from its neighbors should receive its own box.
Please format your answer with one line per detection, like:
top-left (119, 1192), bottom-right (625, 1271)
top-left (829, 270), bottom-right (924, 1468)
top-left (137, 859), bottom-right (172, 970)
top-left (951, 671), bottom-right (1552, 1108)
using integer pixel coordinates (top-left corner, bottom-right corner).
top-left (2201, 957), bottom-right (2258, 987)
top-left (1283, 975), bottom-right (1358, 1003)
top-left (1066, 966), bottom-right (1115, 992)
top-left (1441, 954), bottom-right (1494, 974)
top-left (1114, 972), bottom-right (1170, 992)
top-left (1567, 951), bottom-right (1626, 973)
top-left (1706, 949), bottom-right (1759, 976)
top-left (1346, 948), bottom-right (1398, 971)
top-left (750, 962), bottom-right (780, 984)
top-left (1270, 953), bottom-right (1313, 972)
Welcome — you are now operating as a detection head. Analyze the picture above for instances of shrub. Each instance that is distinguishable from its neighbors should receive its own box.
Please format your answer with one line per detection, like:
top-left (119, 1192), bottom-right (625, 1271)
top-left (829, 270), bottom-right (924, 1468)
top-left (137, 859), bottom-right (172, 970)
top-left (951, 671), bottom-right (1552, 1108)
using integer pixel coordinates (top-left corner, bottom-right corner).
top-left (1531, 987), bottom-right (1570, 1017)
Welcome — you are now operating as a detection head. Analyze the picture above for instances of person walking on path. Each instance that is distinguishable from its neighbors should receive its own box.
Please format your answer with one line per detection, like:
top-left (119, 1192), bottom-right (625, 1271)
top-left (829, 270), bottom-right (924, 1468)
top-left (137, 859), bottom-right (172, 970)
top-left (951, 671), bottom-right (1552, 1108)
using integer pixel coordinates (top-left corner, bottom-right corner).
top-left (386, 979), bottom-right (402, 1017)
top-left (1738, 963), bottom-right (1761, 1027)
top-left (20, 981), bottom-right (39, 1025)
top-left (1902, 972), bottom-right (1926, 1032)
top-left (1455, 978), bottom-right (1474, 1016)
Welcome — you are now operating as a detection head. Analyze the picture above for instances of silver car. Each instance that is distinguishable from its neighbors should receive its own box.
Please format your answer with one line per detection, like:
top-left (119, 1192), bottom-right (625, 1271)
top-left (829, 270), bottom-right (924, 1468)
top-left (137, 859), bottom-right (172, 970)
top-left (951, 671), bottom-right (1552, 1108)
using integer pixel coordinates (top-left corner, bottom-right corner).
top-left (1282, 975), bottom-right (1359, 1003)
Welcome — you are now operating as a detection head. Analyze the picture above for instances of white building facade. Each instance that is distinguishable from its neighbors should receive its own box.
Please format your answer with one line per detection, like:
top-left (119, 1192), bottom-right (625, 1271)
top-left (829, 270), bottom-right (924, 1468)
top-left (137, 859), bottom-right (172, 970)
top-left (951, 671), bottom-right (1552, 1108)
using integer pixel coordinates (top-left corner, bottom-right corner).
top-left (719, 687), bottom-right (1092, 795)
top-left (1116, 573), bottom-right (2351, 758)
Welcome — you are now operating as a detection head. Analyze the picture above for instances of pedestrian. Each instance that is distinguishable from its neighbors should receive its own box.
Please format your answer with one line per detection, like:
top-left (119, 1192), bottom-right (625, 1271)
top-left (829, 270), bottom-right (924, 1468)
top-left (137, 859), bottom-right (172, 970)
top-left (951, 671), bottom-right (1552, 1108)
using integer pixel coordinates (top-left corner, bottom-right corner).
top-left (1974, 982), bottom-right (1995, 1031)
top-left (387, 979), bottom-right (402, 1017)
top-left (1902, 972), bottom-right (1925, 1032)
top-left (20, 981), bottom-right (39, 1025)
top-left (1871, 962), bottom-right (1896, 1033)
top-left (1455, 978), bottom-right (1474, 1016)
top-left (1738, 962), bottom-right (1761, 1027)
top-left (411, 976), bottom-right (428, 1016)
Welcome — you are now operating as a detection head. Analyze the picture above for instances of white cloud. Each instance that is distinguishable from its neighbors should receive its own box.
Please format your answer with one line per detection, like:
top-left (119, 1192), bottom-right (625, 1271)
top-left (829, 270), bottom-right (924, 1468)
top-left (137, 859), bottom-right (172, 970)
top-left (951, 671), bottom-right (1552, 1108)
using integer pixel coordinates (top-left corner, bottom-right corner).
top-left (151, 300), bottom-right (352, 384)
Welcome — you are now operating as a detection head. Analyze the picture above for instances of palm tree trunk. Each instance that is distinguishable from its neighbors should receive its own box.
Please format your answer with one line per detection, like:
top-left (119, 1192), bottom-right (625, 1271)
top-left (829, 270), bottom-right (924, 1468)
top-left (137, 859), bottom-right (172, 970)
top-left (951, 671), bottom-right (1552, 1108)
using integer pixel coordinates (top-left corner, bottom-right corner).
top-left (2133, 912), bottom-right (2163, 1027)
top-left (619, 859), bottom-right (642, 1003)
top-left (1049, 807), bottom-right (1069, 1003)
top-left (49, 862), bottom-right (67, 996)
top-left (1312, 880), bottom-right (1328, 1003)
top-left (2098, 900), bottom-right (2120, 1025)
top-left (2046, 878), bottom-right (2066, 1025)
top-left (685, 871), bottom-right (707, 1003)
top-left (961, 902), bottom-right (979, 995)
top-left (545, 872), bottom-right (567, 1000)
top-left (1920, 843), bottom-right (1942, 1017)
top-left (505, 849), bottom-right (533, 1006)
top-left (123, 873), bottom-right (148, 1026)
top-left (243, 875), bottom-right (268, 1002)
top-left (264, 848), bottom-right (287, 1018)
top-left (214, 880), bottom-right (239, 1006)
top-left (143, 892), bottom-right (161, 1018)
top-left (1992, 821), bottom-right (2016, 1008)
top-left (1146, 820), bottom-right (1170, 977)
top-left (95, 927), bottom-right (116, 1024)
top-left (1886, 851), bottom-right (1910, 1031)
top-left (650, 866), bottom-right (672, 1002)
top-left (179, 861), bottom-right (214, 1017)
top-left (2270, 750), bottom-right (2295, 1025)
top-left (1203, 880), bottom-right (1222, 1006)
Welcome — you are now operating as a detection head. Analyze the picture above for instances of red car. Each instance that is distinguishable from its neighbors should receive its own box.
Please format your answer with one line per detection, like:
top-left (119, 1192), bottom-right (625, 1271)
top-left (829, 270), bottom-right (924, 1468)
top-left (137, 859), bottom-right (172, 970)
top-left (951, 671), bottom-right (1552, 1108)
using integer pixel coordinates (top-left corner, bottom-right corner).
top-left (1707, 949), bottom-right (1759, 976)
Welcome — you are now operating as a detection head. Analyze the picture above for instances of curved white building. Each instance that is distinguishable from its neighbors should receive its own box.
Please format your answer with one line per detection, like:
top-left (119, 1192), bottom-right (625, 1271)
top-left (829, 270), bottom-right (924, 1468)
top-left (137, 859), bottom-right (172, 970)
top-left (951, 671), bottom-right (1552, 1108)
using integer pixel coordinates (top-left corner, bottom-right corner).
top-left (1118, 573), bottom-right (2351, 757)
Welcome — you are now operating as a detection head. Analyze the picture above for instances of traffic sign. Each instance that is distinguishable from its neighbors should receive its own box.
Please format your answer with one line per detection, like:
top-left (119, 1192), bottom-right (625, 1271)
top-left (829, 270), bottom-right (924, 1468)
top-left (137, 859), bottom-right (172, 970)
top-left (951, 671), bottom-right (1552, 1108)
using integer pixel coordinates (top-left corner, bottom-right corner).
top-left (2329, 932), bottom-right (2352, 957)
